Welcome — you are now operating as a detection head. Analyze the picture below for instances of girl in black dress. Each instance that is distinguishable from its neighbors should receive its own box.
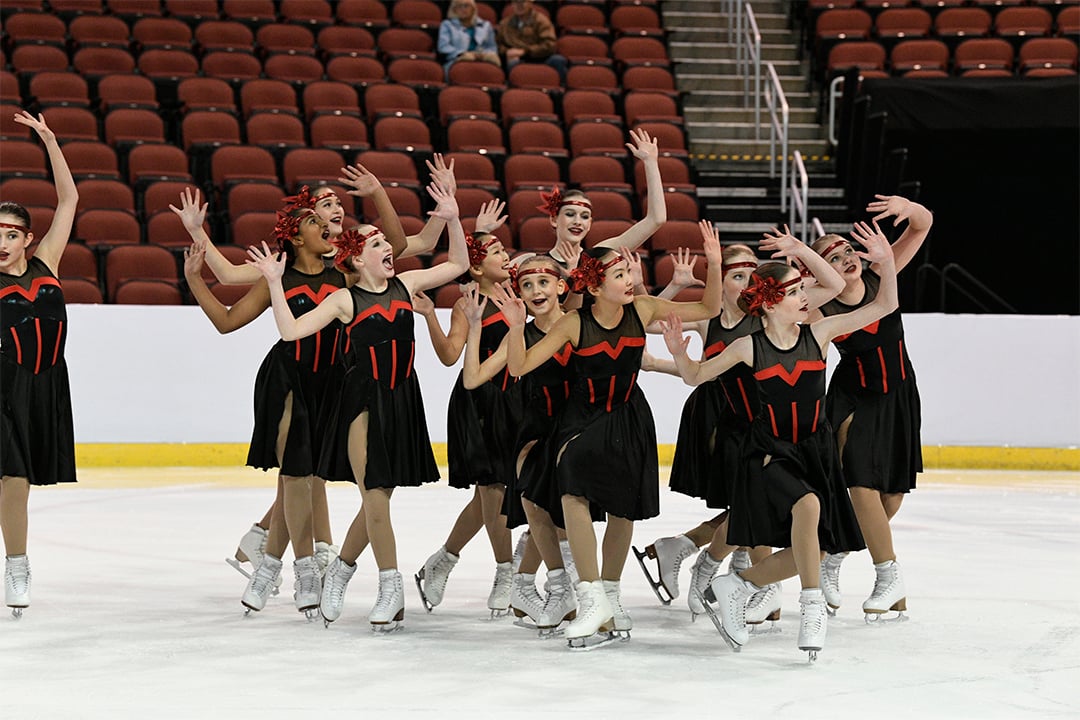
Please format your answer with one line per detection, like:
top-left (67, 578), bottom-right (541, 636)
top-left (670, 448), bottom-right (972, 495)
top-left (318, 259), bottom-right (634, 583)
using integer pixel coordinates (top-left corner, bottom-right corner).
top-left (247, 183), bottom-right (468, 631)
top-left (0, 111), bottom-right (78, 619)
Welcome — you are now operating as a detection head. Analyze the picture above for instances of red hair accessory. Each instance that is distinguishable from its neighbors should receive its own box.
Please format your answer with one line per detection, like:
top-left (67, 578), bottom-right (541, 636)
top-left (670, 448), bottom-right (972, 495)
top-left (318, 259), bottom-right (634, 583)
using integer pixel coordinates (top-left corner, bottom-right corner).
top-left (536, 186), bottom-right (591, 219)
top-left (271, 208), bottom-right (315, 253)
top-left (739, 273), bottom-right (801, 315)
top-left (332, 227), bottom-right (382, 272)
top-left (466, 233), bottom-right (498, 267)
top-left (569, 253), bottom-right (622, 293)
top-left (820, 239), bottom-right (850, 259)
top-left (0, 222), bottom-right (27, 231)
top-left (721, 260), bottom-right (757, 276)
top-left (281, 185), bottom-right (315, 212)
top-left (512, 265), bottom-right (562, 294)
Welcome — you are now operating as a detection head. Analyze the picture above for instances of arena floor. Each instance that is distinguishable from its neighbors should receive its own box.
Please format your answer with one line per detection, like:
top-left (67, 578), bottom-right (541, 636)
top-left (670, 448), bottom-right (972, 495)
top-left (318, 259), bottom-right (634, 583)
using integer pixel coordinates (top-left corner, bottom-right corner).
top-left (6, 468), bottom-right (1078, 719)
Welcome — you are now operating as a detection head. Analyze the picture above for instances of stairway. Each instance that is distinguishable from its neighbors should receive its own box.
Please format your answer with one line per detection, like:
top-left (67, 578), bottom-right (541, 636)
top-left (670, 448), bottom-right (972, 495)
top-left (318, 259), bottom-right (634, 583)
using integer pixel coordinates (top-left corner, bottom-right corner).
top-left (662, 0), bottom-right (850, 243)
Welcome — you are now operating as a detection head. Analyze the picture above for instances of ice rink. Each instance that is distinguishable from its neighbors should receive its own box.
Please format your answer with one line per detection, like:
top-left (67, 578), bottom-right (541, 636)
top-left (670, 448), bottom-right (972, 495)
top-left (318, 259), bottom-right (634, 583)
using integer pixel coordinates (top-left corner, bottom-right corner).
top-left (4, 468), bottom-right (1078, 719)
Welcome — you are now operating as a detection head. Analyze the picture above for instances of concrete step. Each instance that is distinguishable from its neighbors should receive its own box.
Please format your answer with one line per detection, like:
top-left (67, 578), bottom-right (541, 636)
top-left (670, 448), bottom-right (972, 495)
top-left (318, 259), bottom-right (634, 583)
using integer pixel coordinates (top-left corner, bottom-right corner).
top-left (673, 56), bottom-right (805, 76)
top-left (669, 41), bottom-right (802, 63)
top-left (677, 72), bottom-right (809, 94)
top-left (663, 0), bottom-right (791, 14)
top-left (688, 88), bottom-right (818, 105)
top-left (663, 11), bottom-right (791, 33)
top-left (694, 158), bottom-right (839, 180)
top-left (667, 26), bottom-right (794, 45)
top-left (688, 139), bottom-right (835, 161)
top-left (687, 120), bottom-right (826, 142)
top-left (683, 106), bottom-right (819, 125)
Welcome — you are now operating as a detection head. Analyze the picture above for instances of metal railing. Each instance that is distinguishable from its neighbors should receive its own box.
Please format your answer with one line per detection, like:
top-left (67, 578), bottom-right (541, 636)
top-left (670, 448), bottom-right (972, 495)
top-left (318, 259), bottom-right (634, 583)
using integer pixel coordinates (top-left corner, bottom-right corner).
top-left (764, 62), bottom-right (790, 211)
top-left (722, 1), bottom-right (762, 137)
top-left (827, 74), bottom-right (845, 146)
top-left (789, 150), bottom-right (809, 242)
top-left (812, 217), bottom-right (826, 240)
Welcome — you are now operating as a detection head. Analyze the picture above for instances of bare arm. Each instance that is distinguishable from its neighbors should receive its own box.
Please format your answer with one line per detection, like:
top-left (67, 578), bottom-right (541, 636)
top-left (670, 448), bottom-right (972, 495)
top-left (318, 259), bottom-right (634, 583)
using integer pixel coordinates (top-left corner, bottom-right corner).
top-left (759, 225), bottom-right (844, 309)
top-left (171, 187), bottom-right (262, 285)
top-left (812, 221), bottom-right (899, 351)
top-left (866, 194), bottom-right (933, 273)
top-left (245, 242), bottom-right (353, 340)
top-left (596, 129), bottom-right (666, 252)
top-left (15, 113), bottom-right (76, 274)
top-left (657, 247), bottom-right (706, 301)
top-left (661, 314), bottom-right (752, 386)
top-left (635, 220), bottom-right (723, 327)
top-left (399, 183), bottom-right (469, 295)
top-left (489, 282), bottom-right (579, 377)
top-left (183, 243), bottom-right (271, 333)
top-left (460, 286), bottom-right (509, 389)
top-left (339, 164), bottom-right (407, 258)
top-left (640, 350), bottom-right (681, 377)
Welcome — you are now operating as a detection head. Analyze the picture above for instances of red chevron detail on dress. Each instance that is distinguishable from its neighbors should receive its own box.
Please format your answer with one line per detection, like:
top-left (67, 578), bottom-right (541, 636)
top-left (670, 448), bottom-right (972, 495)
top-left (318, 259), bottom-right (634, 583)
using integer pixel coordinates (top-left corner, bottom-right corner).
top-left (283, 283), bottom-right (341, 305)
top-left (575, 336), bottom-right (645, 359)
top-left (351, 299), bottom-right (413, 326)
top-left (481, 309), bottom-right (507, 327)
top-left (833, 319), bottom-right (880, 343)
top-left (704, 339), bottom-right (727, 358)
top-left (552, 342), bottom-right (573, 366)
top-left (0, 276), bottom-right (61, 301)
top-left (754, 359), bottom-right (826, 386)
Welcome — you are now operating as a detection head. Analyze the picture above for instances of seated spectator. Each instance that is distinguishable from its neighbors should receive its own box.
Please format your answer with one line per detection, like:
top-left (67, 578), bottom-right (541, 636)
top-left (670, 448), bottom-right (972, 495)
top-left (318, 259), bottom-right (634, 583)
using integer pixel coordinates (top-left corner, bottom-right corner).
top-left (497, 0), bottom-right (568, 81)
top-left (438, 0), bottom-right (501, 79)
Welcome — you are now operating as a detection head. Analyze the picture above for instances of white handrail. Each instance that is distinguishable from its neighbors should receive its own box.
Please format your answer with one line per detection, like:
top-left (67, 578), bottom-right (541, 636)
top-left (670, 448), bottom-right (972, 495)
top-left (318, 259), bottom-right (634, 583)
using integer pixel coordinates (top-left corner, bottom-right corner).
top-left (812, 217), bottom-right (826, 241)
top-left (764, 62), bottom-right (790, 212)
top-left (789, 150), bottom-right (809, 243)
top-left (827, 74), bottom-right (844, 146)
top-left (740, 4), bottom-right (762, 140)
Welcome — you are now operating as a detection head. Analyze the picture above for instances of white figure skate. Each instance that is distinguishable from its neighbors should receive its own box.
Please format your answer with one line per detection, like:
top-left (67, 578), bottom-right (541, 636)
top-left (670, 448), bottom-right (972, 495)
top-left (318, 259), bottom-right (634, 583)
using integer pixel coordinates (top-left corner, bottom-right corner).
top-left (5, 555), bottom-right (30, 619)
top-left (746, 581), bottom-right (782, 632)
top-left (687, 549), bottom-right (721, 620)
top-left (225, 524), bottom-right (281, 596)
top-left (414, 546), bottom-right (458, 612)
top-left (241, 554), bottom-right (283, 614)
top-left (320, 556), bottom-right (357, 626)
top-left (602, 580), bottom-right (632, 641)
top-left (370, 569), bottom-right (405, 633)
top-left (293, 555), bottom-right (322, 621)
top-left (313, 541), bottom-right (340, 577)
top-left (631, 534), bottom-right (696, 605)
top-left (565, 581), bottom-right (616, 651)
top-left (701, 572), bottom-right (757, 651)
top-left (488, 561), bottom-right (513, 619)
top-left (510, 572), bottom-right (545, 629)
top-left (537, 568), bottom-right (576, 638)
top-left (863, 559), bottom-right (907, 623)
top-left (798, 587), bottom-right (828, 662)
top-left (820, 552), bottom-right (848, 616)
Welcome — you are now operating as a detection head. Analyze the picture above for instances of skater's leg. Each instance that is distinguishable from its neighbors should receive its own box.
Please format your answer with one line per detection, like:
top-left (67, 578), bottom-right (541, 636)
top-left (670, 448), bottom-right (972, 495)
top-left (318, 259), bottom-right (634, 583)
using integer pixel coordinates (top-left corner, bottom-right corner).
top-left (282, 475), bottom-right (314, 559)
top-left (444, 487), bottom-right (484, 556)
top-left (517, 528), bottom-right (543, 575)
top-left (522, 498), bottom-right (563, 571)
top-left (340, 411), bottom-right (376, 565)
top-left (749, 545), bottom-right (772, 565)
top-left (264, 475), bottom-right (290, 558)
top-left (704, 514), bottom-right (736, 563)
top-left (600, 515), bottom-right (633, 581)
top-left (562, 494), bottom-right (599, 582)
top-left (311, 477), bottom-right (333, 545)
top-left (883, 492), bottom-right (903, 521)
top-left (790, 493), bottom-right (822, 589)
top-left (360, 486), bottom-right (396, 570)
top-left (685, 513), bottom-right (728, 547)
top-left (478, 483), bottom-right (512, 564)
top-left (850, 486), bottom-right (895, 564)
top-left (0, 476), bottom-right (29, 556)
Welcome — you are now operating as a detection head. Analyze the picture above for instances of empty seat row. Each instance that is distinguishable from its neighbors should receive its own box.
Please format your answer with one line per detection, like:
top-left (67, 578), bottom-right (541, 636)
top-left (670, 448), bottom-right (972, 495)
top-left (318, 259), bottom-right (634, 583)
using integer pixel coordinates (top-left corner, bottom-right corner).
top-left (827, 35), bottom-right (1078, 75)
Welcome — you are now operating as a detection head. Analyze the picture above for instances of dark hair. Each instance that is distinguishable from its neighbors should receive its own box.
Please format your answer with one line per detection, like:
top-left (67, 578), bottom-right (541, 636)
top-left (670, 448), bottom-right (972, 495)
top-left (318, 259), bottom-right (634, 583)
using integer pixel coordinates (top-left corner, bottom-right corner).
top-left (736, 262), bottom-right (797, 315)
top-left (0, 202), bottom-right (32, 230)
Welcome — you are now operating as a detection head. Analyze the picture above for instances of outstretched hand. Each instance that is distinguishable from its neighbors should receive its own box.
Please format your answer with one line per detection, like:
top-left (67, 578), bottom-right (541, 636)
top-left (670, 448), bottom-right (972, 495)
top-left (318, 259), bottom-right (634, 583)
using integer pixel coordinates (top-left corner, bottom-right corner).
top-left (659, 313), bottom-right (689, 357)
top-left (699, 219), bottom-right (722, 266)
top-left (339, 164), bottom-right (382, 197)
top-left (245, 241), bottom-right (287, 281)
top-left (554, 237), bottom-right (581, 270)
top-left (12, 111), bottom-right (55, 144)
top-left (411, 290), bottom-right (435, 316)
top-left (759, 224), bottom-right (801, 260)
top-left (487, 280), bottom-right (527, 327)
top-left (866, 194), bottom-right (911, 226)
top-left (425, 153), bottom-right (457, 196)
top-left (461, 282), bottom-right (488, 327)
top-left (182, 242), bottom-right (205, 279)
top-left (169, 187), bottom-right (209, 234)
top-left (474, 198), bottom-right (507, 234)
top-left (626, 127), bottom-right (659, 162)
top-left (427, 182), bottom-right (459, 221)
top-left (850, 220), bottom-right (892, 266)
top-left (620, 247), bottom-right (644, 288)
top-left (671, 247), bottom-right (705, 288)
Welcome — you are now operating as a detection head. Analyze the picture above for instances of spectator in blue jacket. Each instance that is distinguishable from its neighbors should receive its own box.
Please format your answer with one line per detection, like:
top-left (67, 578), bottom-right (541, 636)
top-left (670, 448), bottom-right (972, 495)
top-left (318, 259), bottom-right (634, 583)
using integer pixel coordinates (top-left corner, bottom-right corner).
top-left (438, 0), bottom-right (501, 79)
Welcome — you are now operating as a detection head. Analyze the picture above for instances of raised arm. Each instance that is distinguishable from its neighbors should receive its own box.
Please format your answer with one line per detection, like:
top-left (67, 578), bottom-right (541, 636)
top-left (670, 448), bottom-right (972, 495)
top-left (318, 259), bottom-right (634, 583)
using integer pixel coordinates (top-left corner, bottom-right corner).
top-left (661, 313), bottom-right (751, 386)
top-left (15, 112), bottom-right (76, 274)
top-left (656, 247), bottom-right (706, 300)
top-left (400, 182), bottom-right (469, 294)
top-left (634, 220), bottom-right (724, 327)
top-left (171, 187), bottom-right (261, 285)
top-left (461, 285), bottom-right (509, 389)
top-left (490, 282), bottom-right (579, 377)
top-left (182, 242), bottom-right (271, 334)
top-left (812, 221), bottom-right (899, 350)
top-left (759, 224), bottom-right (844, 309)
top-left (246, 242), bottom-right (353, 340)
top-left (398, 154), bottom-right (459, 258)
top-left (596, 128), bottom-right (666, 252)
top-left (866, 194), bottom-right (933, 273)
top-left (339, 164), bottom-right (408, 258)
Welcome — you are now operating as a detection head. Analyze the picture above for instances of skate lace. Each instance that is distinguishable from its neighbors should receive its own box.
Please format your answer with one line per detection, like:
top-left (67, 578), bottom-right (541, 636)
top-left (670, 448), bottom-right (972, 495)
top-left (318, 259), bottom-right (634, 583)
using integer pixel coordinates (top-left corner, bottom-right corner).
top-left (296, 565), bottom-right (319, 596)
top-left (491, 566), bottom-right (513, 595)
top-left (324, 564), bottom-right (350, 607)
top-left (691, 553), bottom-right (718, 589)
top-left (373, 575), bottom-right (399, 613)
top-left (251, 562), bottom-right (280, 596)
top-left (747, 585), bottom-right (773, 611)
top-left (822, 555), bottom-right (844, 593)
top-left (5, 561), bottom-right (30, 594)
top-left (605, 587), bottom-right (627, 620)
top-left (801, 599), bottom-right (825, 635)
top-left (870, 566), bottom-right (897, 599)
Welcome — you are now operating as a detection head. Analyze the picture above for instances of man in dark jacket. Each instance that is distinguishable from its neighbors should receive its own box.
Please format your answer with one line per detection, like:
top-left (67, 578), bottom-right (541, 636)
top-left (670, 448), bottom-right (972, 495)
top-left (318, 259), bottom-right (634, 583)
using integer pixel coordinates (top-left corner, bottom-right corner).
top-left (496, 0), bottom-right (568, 80)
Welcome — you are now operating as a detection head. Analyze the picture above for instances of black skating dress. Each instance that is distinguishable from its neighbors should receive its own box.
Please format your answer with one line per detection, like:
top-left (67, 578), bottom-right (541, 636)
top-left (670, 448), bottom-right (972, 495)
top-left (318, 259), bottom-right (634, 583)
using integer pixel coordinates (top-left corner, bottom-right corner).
top-left (446, 299), bottom-right (523, 489)
top-left (668, 312), bottom-right (762, 509)
top-left (317, 277), bottom-right (439, 489)
top-left (552, 304), bottom-right (659, 523)
top-left (505, 320), bottom-right (575, 528)
top-left (248, 265), bottom-right (345, 477)
top-left (0, 257), bottom-right (75, 485)
top-left (819, 270), bottom-right (921, 494)
top-left (727, 326), bottom-right (864, 554)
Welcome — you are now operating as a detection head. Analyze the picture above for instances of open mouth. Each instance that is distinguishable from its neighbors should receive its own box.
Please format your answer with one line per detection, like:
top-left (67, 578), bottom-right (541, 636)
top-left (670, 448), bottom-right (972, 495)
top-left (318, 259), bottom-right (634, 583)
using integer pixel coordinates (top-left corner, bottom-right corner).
top-left (321, 229), bottom-right (331, 240)
top-left (568, 227), bottom-right (584, 237)
top-left (530, 297), bottom-right (548, 309)
top-left (382, 254), bottom-right (394, 271)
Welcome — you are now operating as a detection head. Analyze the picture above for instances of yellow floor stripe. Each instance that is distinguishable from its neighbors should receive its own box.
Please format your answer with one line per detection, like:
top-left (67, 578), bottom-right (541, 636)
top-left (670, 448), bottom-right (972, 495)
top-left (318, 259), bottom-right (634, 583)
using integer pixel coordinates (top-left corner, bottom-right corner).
top-left (75, 443), bottom-right (1079, 471)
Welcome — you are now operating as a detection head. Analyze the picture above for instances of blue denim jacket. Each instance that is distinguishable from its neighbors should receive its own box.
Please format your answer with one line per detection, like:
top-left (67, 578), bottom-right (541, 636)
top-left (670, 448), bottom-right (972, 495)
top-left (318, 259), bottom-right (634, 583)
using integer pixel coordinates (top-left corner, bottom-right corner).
top-left (438, 17), bottom-right (498, 64)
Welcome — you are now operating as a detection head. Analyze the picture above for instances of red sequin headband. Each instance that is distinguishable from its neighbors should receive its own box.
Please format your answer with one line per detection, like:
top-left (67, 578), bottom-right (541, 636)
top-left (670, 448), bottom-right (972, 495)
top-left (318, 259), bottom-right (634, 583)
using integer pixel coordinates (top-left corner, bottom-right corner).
top-left (721, 260), bottom-right (757, 275)
top-left (333, 227), bottom-right (383, 271)
top-left (466, 233), bottom-right (499, 267)
top-left (271, 208), bottom-right (316, 253)
top-left (820, 239), bottom-right (850, 258)
top-left (569, 254), bottom-right (622, 293)
top-left (739, 273), bottom-right (801, 315)
top-left (511, 266), bottom-right (563, 294)
top-left (281, 186), bottom-right (315, 212)
top-left (0, 222), bottom-right (27, 231)
top-left (537, 186), bottom-right (591, 219)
